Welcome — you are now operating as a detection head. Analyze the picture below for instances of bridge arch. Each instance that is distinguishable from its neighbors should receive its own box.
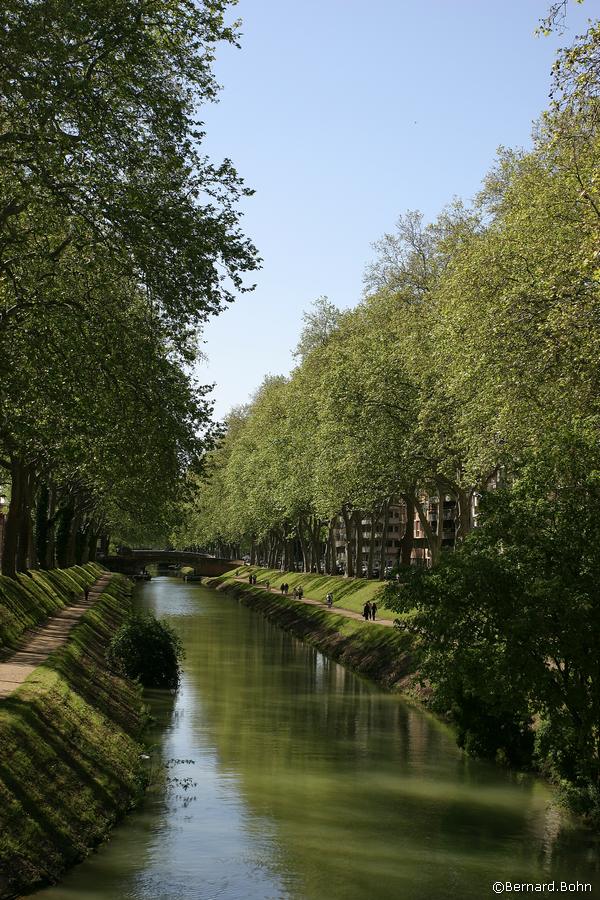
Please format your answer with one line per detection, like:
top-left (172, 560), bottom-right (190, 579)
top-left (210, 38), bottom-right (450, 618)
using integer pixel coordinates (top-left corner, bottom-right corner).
top-left (99, 550), bottom-right (242, 578)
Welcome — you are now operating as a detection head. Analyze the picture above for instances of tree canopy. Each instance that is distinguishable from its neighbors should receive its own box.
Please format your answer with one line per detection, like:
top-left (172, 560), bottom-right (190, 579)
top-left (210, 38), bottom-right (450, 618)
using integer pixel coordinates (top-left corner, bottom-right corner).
top-left (0, 0), bottom-right (259, 575)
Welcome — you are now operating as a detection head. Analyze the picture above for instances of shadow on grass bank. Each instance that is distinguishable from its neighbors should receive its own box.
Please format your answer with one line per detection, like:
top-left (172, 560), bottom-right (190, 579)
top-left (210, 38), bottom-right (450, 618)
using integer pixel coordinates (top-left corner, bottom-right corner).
top-left (0, 573), bottom-right (147, 900)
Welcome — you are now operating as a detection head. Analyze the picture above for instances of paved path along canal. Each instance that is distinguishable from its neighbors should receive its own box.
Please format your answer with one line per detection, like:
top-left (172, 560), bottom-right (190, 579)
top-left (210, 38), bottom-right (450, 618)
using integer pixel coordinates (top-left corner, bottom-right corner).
top-left (234, 576), bottom-right (396, 626)
top-left (0, 572), bottom-right (112, 699)
top-left (32, 577), bottom-right (600, 900)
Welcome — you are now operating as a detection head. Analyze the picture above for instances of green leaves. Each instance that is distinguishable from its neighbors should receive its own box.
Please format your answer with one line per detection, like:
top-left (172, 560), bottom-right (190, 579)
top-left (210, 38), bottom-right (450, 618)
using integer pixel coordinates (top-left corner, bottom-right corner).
top-left (0, 0), bottom-right (258, 564)
top-left (385, 425), bottom-right (600, 814)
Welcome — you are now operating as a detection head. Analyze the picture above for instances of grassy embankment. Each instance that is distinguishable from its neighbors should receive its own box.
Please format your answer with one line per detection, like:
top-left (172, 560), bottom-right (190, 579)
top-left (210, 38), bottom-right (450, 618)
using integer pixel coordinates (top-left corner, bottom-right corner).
top-left (207, 566), bottom-right (418, 690)
top-left (217, 564), bottom-right (389, 613)
top-left (0, 564), bottom-right (147, 899)
top-left (0, 562), bottom-right (97, 654)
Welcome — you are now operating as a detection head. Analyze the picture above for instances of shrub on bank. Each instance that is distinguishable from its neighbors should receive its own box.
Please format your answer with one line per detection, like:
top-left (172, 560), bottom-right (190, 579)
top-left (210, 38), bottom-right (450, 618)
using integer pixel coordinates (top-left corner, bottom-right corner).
top-left (384, 434), bottom-right (600, 826)
top-left (107, 614), bottom-right (184, 689)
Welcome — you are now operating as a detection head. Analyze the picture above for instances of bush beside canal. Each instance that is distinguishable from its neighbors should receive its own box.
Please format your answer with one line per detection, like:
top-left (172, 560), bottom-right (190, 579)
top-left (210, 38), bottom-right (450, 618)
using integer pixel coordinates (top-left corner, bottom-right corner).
top-left (209, 577), bottom-right (417, 690)
top-left (107, 613), bottom-right (184, 689)
top-left (0, 571), bottom-right (147, 899)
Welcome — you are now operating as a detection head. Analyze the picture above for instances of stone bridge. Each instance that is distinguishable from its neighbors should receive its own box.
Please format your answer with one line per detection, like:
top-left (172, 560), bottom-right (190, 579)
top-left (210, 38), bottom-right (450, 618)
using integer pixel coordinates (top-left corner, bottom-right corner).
top-left (99, 550), bottom-right (242, 578)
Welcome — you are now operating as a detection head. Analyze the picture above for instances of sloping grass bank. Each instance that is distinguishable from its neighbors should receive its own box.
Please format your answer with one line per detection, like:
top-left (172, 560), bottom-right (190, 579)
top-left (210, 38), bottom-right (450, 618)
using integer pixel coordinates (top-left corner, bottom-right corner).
top-left (209, 577), bottom-right (416, 690)
top-left (0, 570), bottom-right (147, 899)
top-left (0, 562), bottom-right (102, 654)
top-left (212, 564), bottom-right (387, 614)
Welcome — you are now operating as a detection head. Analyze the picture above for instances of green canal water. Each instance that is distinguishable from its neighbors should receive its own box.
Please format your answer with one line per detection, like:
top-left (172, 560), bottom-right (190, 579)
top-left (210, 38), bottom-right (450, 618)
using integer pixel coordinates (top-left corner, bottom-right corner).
top-left (33, 577), bottom-right (600, 899)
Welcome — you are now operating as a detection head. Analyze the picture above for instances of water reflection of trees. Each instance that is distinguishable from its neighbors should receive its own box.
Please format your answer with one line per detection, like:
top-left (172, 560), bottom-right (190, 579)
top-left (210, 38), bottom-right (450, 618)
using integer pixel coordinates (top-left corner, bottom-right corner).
top-left (168, 596), bottom-right (599, 900)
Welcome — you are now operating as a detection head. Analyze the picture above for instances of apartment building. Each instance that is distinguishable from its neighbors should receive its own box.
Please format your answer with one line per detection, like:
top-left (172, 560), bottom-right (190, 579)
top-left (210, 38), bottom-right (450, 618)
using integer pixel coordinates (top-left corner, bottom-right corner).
top-left (333, 502), bottom-right (408, 574)
top-left (412, 496), bottom-right (458, 566)
top-left (332, 468), bottom-right (504, 573)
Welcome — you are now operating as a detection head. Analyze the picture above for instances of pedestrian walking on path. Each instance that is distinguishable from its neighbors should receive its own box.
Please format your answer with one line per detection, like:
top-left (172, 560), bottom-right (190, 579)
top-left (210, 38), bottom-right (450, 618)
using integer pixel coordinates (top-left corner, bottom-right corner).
top-left (0, 572), bottom-right (112, 700)
top-left (234, 574), bottom-right (396, 628)
top-left (363, 600), bottom-right (372, 621)
top-left (326, 592), bottom-right (333, 608)
top-left (371, 601), bottom-right (378, 621)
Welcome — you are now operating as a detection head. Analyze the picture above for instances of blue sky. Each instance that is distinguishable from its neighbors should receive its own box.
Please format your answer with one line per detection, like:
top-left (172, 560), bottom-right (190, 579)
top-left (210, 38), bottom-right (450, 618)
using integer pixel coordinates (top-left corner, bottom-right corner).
top-left (197, 0), bottom-right (595, 419)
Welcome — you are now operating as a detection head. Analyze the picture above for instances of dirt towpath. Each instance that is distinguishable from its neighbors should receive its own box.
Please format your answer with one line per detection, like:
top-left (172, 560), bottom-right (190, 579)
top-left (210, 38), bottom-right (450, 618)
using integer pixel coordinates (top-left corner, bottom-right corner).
top-left (234, 577), bottom-right (396, 627)
top-left (0, 572), bottom-right (113, 700)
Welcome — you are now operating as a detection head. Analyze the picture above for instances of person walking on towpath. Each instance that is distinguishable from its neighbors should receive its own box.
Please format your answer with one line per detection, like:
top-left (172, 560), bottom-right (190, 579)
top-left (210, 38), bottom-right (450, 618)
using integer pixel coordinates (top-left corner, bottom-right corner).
top-left (297, 586), bottom-right (303, 600)
top-left (371, 601), bottom-right (378, 621)
top-left (326, 592), bottom-right (333, 608)
top-left (84, 585), bottom-right (90, 601)
top-left (280, 582), bottom-right (285, 594)
top-left (363, 600), bottom-right (372, 621)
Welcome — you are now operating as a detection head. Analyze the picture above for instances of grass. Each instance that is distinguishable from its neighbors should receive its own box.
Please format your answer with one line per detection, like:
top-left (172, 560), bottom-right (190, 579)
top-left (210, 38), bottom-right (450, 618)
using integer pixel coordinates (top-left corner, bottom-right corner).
top-left (0, 562), bottom-right (103, 655)
top-left (214, 564), bottom-right (388, 614)
top-left (0, 570), bottom-right (146, 899)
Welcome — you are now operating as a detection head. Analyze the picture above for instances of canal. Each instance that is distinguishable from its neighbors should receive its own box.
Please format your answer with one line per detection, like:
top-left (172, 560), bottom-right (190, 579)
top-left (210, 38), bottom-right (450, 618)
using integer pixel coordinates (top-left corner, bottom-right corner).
top-left (33, 577), bottom-right (600, 899)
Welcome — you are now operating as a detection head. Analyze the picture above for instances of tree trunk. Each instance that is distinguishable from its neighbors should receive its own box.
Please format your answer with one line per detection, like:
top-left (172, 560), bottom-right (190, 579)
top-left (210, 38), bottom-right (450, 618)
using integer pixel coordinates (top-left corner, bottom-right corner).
top-left (57, 503), bottom-right (74, 567)
top-left (354, 511), bottom-right (363, 576)
top-left (27, 502), bottom-right (37, 570)
top-left (287, 538), bottom-right (294, 570)
top-left (35, 483), bottom-right (49, 569)
top-left (99, 532), bottom-right (110, 557)
top-left (456, 486), bottom-right (473, 544)
top-left (325, 518), bottom-right (335, 574)
top-left (306, 536), bottom-right (314, 572)
top-left (367, 508), bottom-right (377, 577)
top-left (378, 498), bottom-right (390, 579)
top-left (79, 521), bottom-right (90, 564)
top-left (87, 521), bottom-right (99, 563)
top-left (297, 518), bottom-right (309, 572)
top-left (341, 507), bottom-right (354, 577)
top-left (44, 483), bottom-right (57, 569)
top-left (66, 507), bottom-right (82, 567)
top-left (16, 463), bottom-right (35, 573)
top-left (310, 517), bottom-right (322, 574)
top-left (2, 457), bottom-right (23, 577)
top-left (400, 494), bottom-right (415, 567)
top-left (416, 489), bottom-right (443, 567)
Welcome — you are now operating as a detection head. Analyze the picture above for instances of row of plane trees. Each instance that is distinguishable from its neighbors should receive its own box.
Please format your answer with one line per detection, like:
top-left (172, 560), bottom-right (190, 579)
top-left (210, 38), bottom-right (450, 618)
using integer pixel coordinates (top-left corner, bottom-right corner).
top-left (0, 1), bottom-right (258, 576)
top-left (176, 21), bottom-right (600, 578)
